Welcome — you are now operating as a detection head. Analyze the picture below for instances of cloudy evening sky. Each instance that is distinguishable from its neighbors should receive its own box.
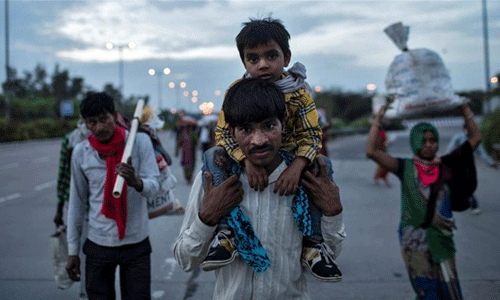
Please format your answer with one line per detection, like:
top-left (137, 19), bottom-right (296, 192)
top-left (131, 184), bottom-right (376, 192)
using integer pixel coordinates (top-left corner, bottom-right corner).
top-left (1, 0), bottom-right (499, 113)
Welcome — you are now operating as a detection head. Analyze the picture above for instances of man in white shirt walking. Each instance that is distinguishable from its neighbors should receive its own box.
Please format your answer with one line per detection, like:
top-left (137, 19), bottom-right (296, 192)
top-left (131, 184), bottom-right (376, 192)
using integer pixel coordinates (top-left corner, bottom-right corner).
top-left (173, 78), bottom-right (346, 300)
top-left (66, 92), bottom-right (160, 300)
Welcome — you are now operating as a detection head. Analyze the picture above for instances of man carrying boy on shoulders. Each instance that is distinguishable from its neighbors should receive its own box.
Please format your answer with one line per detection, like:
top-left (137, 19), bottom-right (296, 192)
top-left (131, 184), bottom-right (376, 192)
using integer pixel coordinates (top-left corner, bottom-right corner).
top-left (174, 78), bottom-right (345, 300)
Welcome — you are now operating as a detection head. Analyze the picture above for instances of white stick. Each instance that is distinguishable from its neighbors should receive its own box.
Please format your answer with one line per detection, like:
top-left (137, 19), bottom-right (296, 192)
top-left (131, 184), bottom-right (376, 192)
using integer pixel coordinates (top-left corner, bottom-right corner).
top-left (112, 99), bottom-right (145, 198)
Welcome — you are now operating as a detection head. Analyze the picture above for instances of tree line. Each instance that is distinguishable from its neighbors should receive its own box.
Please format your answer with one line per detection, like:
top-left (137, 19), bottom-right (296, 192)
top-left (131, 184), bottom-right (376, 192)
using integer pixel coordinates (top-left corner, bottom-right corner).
top-left (0, 63), bottom-right (147, 121)
top-left (1, 63), bottom-right (499, 124)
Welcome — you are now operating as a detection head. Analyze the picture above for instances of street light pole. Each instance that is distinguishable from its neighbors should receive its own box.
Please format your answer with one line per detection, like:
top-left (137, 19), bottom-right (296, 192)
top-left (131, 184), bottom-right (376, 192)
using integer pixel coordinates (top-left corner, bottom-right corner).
top-left (118, 47), bottom-right (124, 95)
top-left (169, 81), bottom-right (187, 110)
top-left (4, 0), bottom-right (10, 121)
top-left (106, 42), bottom-right (136, 99)
top-left (149, 68), bottom-right (170, 111)
top-left (482, 0), bottom-right (491, 115)
top-left (157, 72), bottom-right (161, 109)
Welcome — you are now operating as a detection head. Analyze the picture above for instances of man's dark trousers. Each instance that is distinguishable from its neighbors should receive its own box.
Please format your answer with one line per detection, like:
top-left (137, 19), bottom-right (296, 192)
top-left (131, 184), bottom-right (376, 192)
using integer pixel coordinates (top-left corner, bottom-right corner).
top-left (83, 237), bottom-right (152, 300)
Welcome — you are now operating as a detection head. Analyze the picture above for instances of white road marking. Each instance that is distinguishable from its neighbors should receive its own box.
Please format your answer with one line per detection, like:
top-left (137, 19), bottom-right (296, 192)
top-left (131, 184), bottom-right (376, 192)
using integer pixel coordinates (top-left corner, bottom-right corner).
top-left (163, 257), bottom-right (178, 280)
top-left (34, 181), bottom-right (56, 191)
top-left (1, 163), bottom-right (19, 170)
top-left (32, 157), bottom-right (50, 164)
top-left (152, 290), bottom-right (165, 298)
top-left (0, 193), bottom-right (21, 204)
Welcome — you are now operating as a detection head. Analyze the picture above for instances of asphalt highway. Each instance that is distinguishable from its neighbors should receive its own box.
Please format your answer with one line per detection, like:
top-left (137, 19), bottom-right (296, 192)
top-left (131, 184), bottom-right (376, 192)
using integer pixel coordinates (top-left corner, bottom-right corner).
top-left (0, 126), bottom-right (498, 300)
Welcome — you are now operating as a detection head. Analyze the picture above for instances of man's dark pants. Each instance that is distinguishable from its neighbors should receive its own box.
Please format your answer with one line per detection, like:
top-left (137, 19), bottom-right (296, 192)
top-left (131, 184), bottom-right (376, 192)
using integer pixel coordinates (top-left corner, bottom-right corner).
top-left (83, 238), bottom-right (152, 300)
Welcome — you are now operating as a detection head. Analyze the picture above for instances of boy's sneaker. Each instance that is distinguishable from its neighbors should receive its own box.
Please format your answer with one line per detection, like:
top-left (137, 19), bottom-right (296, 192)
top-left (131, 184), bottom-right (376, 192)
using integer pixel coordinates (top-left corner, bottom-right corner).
top-left (201, 229), bottom-right (238, 271)
top-left (301, 241), bottom-right (342, 282)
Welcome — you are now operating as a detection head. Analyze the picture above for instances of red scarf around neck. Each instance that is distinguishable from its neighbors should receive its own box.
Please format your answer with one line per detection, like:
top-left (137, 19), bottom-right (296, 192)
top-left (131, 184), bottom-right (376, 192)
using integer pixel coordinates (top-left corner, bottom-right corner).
top-left (88, 126), bottom-right (128, 240)
top-left (413, 156), bottom-right (441, 187)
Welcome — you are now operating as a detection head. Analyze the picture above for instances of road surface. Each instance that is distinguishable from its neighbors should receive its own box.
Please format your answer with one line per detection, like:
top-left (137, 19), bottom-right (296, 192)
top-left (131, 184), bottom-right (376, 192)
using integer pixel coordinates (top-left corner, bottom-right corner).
top-left (0, 126), bottom-right (498, 299)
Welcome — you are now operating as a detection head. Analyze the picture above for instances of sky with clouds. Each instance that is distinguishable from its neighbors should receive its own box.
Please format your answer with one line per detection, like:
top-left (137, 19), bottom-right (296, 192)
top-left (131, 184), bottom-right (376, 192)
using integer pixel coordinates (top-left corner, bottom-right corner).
top-left (2, 0), bottom-right (500, 113)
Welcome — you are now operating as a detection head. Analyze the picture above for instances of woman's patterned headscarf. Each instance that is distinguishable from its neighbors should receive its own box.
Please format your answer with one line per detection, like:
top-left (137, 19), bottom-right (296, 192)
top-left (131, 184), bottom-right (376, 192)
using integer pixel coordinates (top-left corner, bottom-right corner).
top-left (409, 122), bottom-right (439, 157)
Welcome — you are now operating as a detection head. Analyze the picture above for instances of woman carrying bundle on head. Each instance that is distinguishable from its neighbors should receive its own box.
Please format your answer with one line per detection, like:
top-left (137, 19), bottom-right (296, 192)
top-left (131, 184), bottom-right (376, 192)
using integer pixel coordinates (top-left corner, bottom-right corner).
top-left (365, 103), bottom-right (481, 300)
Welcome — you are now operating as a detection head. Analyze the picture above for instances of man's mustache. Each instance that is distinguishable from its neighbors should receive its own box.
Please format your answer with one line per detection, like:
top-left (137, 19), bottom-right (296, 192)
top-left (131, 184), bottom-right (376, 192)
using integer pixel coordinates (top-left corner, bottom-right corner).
top-left (95, 131), bottom-right (109, 138)
top-left (249, 144), bottom-right (274, 154)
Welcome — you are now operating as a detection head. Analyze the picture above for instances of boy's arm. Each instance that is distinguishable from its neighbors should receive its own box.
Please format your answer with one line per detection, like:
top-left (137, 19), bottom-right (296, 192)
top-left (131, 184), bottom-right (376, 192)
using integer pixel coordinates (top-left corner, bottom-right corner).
top-left (290, 90), bottom-right (323, 163)
top-left (274, 90), bottom-right (322, 195)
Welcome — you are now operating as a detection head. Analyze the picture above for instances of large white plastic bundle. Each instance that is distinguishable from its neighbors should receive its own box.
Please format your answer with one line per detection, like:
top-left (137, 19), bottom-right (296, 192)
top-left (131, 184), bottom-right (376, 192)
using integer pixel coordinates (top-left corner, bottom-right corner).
top-left (383, 22), bottom-right (465, 119)
top-left (146, 154), bottom-right (185, 219)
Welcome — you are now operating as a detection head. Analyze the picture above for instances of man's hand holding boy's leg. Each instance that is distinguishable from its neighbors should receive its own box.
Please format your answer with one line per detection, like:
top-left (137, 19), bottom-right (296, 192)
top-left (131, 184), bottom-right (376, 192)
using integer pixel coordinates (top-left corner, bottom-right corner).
top-left (301, 156), bottom-right (342, 217)
top-left (199, 172), bottom-right (243, 227)
top-left (200, 171), bottom-right (242, 271)
top-left (300, 156), bottom-right (343, 282)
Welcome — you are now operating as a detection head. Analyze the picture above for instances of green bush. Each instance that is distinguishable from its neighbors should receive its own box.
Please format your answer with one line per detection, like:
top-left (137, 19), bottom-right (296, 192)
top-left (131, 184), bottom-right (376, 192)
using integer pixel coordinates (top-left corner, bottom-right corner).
top-left (384, 119), bottom-right (406, 131)
top-left (0, 118), bottom-right (17, 142)
top-left (0, 118), bottom-right (77, 142)
top-left (9, 96), bottom-right (57, 120)
top-left (330, 118), bottom-right (344, 129)
top-left (349, 115), bottom-right (371, 128)
top-left (35, 118), bottom-right (73, 138)
top-left (15, 123), bottom-right (39, 140)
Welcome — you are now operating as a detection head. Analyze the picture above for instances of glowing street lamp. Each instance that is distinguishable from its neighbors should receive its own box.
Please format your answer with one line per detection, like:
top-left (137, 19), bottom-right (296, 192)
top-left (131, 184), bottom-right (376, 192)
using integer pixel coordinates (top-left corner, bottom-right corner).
top-left (199, 101), bottom-right (215, 115)
top-left (366, 83), bottom-right (377, 92)
top-left (491, 76), bottom-right (498, 84)
top-left (169, 81), bottom-right (188, 109)
top-left (148, 67), bottom-right (171, 110)
top-left (148, 67), bottom-right (171, 76)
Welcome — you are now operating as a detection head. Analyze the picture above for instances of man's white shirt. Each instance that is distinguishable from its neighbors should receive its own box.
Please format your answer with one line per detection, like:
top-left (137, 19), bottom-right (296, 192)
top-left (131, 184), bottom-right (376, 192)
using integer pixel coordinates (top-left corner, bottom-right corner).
top-left (174, 161), bottom-right (346, 300)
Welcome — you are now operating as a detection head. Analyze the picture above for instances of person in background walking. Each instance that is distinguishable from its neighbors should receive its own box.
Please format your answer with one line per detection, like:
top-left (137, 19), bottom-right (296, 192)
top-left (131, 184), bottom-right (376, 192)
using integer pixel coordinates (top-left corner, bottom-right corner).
top-left (198, 115), bottom-right (217, 156)
top-left (175, 111), bottom-right (199, 184)
top-left (366, 103), bottom-right (481, 300)
top-left (318, 108), bottom-right (331, 157)
top-left (54, 119), bottom-right (90, 299)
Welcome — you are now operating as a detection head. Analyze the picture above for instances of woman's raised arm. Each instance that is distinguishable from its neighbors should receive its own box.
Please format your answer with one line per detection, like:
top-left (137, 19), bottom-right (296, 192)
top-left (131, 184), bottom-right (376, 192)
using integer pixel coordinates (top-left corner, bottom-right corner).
top-left (366, 105), bottom-right (399, 173)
